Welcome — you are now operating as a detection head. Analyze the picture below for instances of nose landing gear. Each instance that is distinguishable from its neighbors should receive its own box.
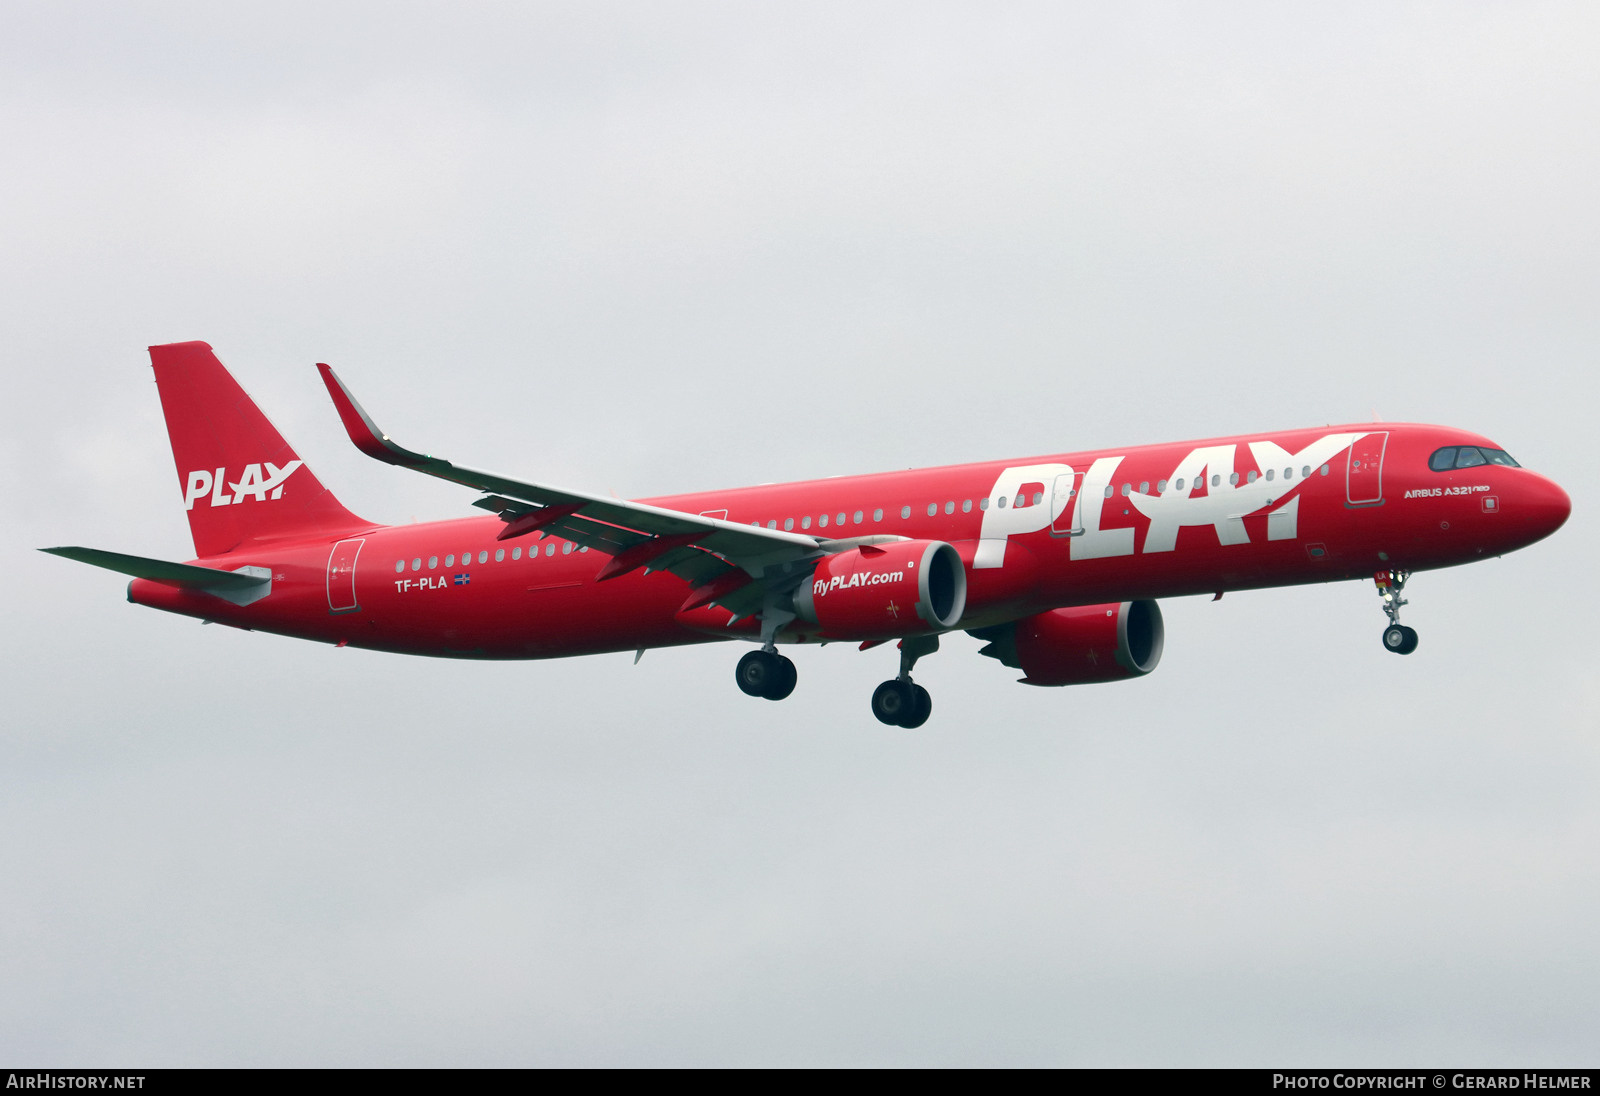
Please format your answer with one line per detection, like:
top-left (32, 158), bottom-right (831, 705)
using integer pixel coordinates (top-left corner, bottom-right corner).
top-left (871, 635), bottom-right (937, 727)
top-left (1375, 570), bottom-right (1418, 655)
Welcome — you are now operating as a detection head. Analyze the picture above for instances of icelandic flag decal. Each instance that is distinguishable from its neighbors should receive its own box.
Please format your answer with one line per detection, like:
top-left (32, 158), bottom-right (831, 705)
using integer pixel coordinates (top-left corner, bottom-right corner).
top-left (453, 573), bottom-right (470, 586)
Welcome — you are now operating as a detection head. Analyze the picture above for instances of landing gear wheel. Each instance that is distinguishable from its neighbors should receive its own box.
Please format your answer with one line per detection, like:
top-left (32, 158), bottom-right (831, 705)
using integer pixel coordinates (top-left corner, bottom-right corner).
top-left (902, 684), bottom-right (932, 729)
top-left (1382, 624), bottom-right (1419, 655)
top-left (737, 650), bottom-right (774, 697)
top-left (870, 680), bottom-right (931, 727)
top-left (766, 655), bottom-right (797, 700)
top-left (871, 680), bottom-right (913, 726)
top-left (736, 650), bottom-right (798, 699)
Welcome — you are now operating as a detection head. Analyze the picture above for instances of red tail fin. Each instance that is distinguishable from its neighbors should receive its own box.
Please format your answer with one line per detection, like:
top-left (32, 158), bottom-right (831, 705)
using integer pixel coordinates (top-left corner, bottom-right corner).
top-left (150, 341), bottom-right (368, 557)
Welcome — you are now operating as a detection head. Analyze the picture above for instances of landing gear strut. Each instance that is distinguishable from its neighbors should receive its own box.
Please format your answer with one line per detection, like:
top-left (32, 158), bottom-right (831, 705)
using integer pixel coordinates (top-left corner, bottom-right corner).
top-left (1374, 569), bottom-right (1419, 655)
top-left (871, 635), bottom-right (937, 727)
top-left (735, 600), bottom-right (798, 701)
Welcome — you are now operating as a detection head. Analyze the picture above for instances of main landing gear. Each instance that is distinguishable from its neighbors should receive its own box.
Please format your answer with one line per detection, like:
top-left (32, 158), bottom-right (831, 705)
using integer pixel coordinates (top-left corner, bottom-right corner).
top-left (736, 600), bottom-right (799, 701)
top-left (871, 635), bottom-right (937, 728)
top-left (1375, 569), bottom-right (1419, 655)
top-left (735, 648), bottom-right (797, 700)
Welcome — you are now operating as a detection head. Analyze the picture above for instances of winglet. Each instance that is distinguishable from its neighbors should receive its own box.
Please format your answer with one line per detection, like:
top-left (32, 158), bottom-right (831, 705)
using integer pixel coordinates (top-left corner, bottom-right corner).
top-left (315, 363), bottom-right (434, 468)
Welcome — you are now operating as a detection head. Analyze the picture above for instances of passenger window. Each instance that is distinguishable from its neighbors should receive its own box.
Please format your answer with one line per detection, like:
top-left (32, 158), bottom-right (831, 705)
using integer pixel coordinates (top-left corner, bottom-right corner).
top-left (545, 543), bottom-right (555, 556)
top-left (1319, 464), bottom-right (1329, 476)
top-left (1175, 478), bottom-right (1185, 491)
top-left (962, 499), bottom-right (972, 513)
top-left (412, 558), bottom-right (422, 571)
top-left (1139, 481), bottom-right (1149, 494)
top-left (1429, 447), bottom-right (1457, 472)
top-left (512, 548), bottom-right (521, 560)
top-left (998, 495), bottom-right (1008, 508)
top-left (1246, 471), bottom-right (1257, 484)
top-left (767, 520), bottom-right (777, 529)
top-left (562, 543), bottom-right (572, 554)
top-left (1211, 475), bottom-right (1220, 487)
top-left (900, 506), bottom-right (911, 519)
top-left (1157, 479), bottom-right (1168, 493)
top-left (495, 549), bottom-right (505, 561)
top-left (802, 516), bottom-right (812, 529)
top-left (428, 555), bottom-right (438, 569)
top-left (1456, 447), bottom-right (1486, 468)
top-left (784, 518), bottom-right (794, 531)
top-left (853, 510), bottom-right (863, 524)
top-left (478, 550), bottom-right (488, 564)
top-left (927, 503), bottom-right (938, 517)
top-left (394, 560), bottom-right (404, 573)
top-left (1283, 467), bottom-right (1292, 480)
top-left (1301, 466), bottom-right (1311, 478)
top-left (445, 554), bottom-right (455, 567)
top-left (819, 514), bottom-right (829, 528)
top-left (944, 501), bottom-right (955, 515)
top-left (836, 512), bottom-right (846, 526)
top-left (1103, 486), bottom-right (1113, 498)
top-left (1229, 473), bottom-right (1240, 485)
top-left (873, 508), bottom-right (883, 521)
top-left (1264, 469), bottom-right (1273, 482)
top-left (978, 497), bottom-right (988, 510)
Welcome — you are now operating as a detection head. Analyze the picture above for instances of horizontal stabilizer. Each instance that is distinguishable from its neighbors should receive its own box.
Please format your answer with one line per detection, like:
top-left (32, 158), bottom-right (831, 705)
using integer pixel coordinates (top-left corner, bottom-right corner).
top-left (41, 547), bottom-right (272, 605)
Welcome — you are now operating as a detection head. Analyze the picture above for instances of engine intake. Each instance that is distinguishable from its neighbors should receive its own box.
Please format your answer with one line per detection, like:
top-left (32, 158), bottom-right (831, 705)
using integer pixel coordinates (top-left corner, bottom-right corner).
top-left (973, 600), bottom-right (1165, 686)
top-left (794, 540), bottom-right (966, 640)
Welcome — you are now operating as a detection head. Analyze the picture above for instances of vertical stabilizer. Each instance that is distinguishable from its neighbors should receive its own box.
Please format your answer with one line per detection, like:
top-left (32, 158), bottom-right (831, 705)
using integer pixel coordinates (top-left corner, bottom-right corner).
top-left (149, 341), bottom-right (367, 557)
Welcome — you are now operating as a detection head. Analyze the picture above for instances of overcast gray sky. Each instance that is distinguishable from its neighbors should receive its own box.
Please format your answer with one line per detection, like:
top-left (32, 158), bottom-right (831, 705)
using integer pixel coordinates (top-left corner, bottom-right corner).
top-left (3, 1), bottom-right (1597, 1066)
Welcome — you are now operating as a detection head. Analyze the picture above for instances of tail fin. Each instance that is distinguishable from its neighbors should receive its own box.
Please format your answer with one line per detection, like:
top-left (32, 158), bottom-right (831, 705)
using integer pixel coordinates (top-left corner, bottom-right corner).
top-left (150, 341), bottom-right (368, 556)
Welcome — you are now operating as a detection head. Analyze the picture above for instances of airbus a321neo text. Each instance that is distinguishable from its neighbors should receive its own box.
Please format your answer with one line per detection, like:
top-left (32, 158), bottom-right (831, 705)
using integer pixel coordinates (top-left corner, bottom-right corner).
top-left (45, 342), bottom-right (1571, 727)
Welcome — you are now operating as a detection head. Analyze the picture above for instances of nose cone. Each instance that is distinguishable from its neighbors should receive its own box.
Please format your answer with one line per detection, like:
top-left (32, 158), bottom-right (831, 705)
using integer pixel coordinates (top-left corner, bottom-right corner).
top-left (1518, 473), bottom-right (1572, 546)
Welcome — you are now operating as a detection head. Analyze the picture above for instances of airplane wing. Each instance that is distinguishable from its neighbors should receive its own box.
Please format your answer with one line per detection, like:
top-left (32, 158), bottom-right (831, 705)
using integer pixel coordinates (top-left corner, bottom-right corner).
top-left (316, 364), bottom-right (824, 618)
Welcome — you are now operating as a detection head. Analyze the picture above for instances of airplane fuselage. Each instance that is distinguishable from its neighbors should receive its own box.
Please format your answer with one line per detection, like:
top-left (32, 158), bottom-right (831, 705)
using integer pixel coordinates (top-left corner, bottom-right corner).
top-left (129, 421), bottom-right (1570, 661)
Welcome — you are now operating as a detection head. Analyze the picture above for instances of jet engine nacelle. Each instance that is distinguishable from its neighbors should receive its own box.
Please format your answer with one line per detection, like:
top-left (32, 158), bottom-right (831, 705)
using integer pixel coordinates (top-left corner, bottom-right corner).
top-left (975, 600), bottom-right (1164, 686)
top-left (794, 540), bottom-right (967, 640)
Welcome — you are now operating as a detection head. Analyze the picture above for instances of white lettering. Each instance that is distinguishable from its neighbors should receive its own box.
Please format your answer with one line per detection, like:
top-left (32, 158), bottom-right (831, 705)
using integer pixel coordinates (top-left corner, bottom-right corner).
top-left (1267, 494), bottom-right (1300, 541)
top-left (209, 466), bottom-right (231, 506)
top-left (1070, 456), bottom-right (1136, 560)
top-left (975, 462), bottom-right (1074, 568)
top-left (1133, 433), bottom-right (1363, 552)
top-left (262, 460), bottom-right (302, 499)
top-left (229, 463), bottom-right (267, 503)
top-left (182, 469), bottom-right (212, 510)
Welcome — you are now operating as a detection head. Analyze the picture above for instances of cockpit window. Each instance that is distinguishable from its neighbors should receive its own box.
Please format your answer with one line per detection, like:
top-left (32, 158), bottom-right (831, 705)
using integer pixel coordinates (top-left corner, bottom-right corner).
top-left (1431, 445), bottom-right (1522, 472)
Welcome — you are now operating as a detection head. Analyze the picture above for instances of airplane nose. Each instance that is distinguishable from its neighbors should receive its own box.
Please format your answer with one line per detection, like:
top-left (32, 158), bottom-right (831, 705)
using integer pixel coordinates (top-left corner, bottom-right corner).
top-left (1519, 473), bottom-right (1572, 544)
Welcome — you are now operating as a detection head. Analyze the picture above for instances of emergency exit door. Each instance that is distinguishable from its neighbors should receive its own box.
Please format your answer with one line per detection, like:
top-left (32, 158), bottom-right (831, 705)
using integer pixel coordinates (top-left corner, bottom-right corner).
top-left (327, 537), bottom-right (364, 613)
top-left (1051, 471), bottom-right (1085, 535)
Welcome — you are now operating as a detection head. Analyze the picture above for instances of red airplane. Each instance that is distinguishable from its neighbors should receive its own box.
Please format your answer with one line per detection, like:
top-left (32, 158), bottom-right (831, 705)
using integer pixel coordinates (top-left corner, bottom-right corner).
top-left (45, 342), bottom-right (1571, 726)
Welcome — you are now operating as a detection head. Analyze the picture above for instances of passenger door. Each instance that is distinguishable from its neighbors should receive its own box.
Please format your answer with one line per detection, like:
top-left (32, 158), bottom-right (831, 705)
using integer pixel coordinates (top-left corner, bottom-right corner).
top-left (1346, 432), bottom-right (1389, 506)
